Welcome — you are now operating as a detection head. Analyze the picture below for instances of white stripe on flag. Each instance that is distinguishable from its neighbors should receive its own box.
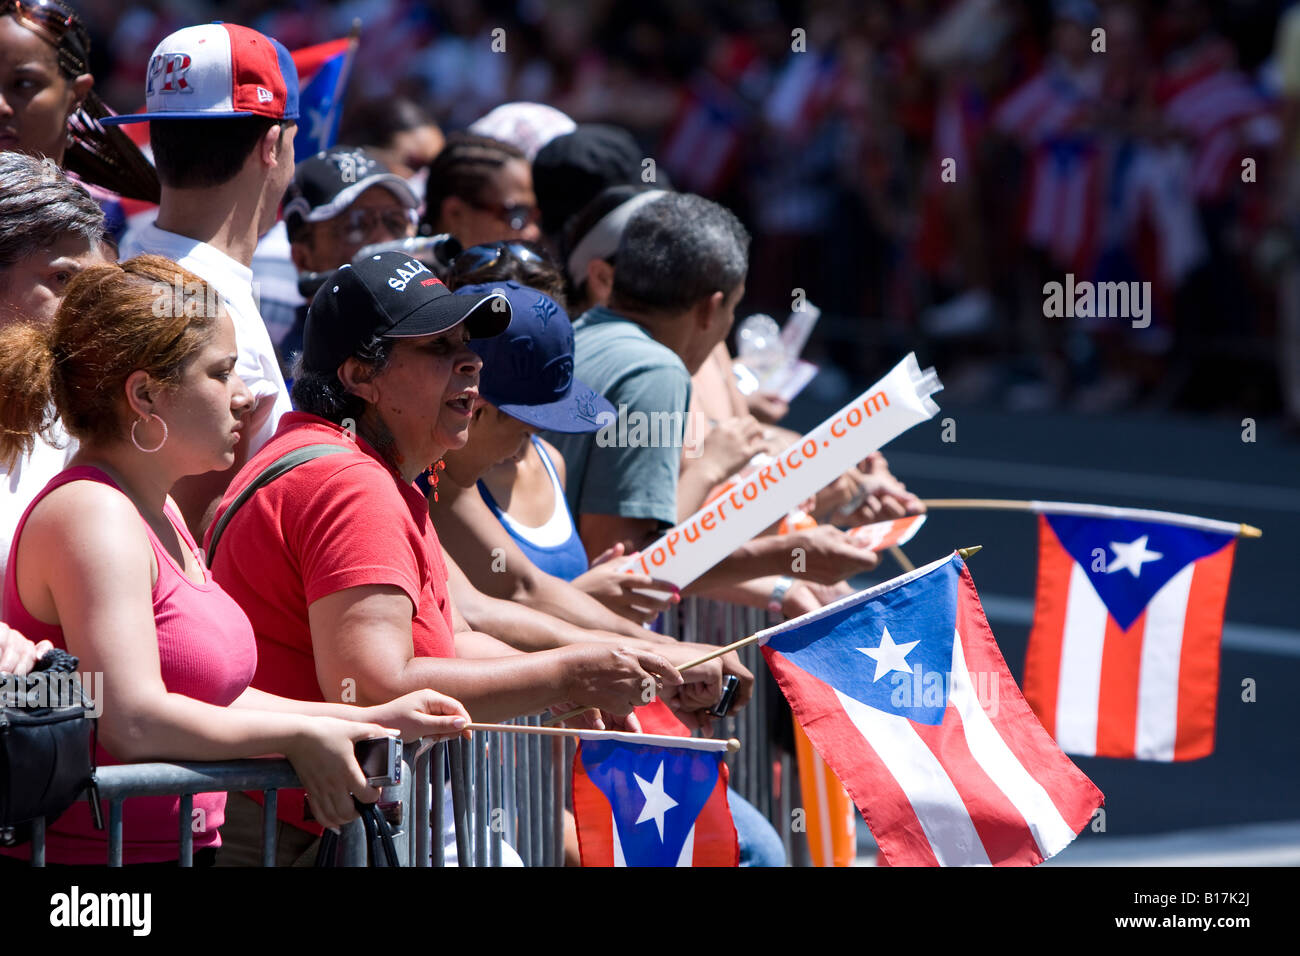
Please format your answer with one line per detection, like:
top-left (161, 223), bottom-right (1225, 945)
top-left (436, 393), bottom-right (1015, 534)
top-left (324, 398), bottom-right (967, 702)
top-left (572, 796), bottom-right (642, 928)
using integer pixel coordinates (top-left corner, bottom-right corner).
top-left (949, 629), bottom-right (1077, 859)
top-left (1135, 563), bottom-right (1194, 760)
top-left (832, 688), bottom-right (991, 866)
top-left (676, 824), bottom-right (695, 867)
top-left (612, 816), bottom-right (626, 867)
top-left (1057, 562), bottom-right (1108, 756)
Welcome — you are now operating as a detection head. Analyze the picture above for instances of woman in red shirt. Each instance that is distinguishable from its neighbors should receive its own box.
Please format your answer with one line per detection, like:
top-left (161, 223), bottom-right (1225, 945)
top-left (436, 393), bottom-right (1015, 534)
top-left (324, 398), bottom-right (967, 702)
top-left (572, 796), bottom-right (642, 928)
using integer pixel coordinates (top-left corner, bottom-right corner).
top-left (0, 255), bottom-right (469, 865)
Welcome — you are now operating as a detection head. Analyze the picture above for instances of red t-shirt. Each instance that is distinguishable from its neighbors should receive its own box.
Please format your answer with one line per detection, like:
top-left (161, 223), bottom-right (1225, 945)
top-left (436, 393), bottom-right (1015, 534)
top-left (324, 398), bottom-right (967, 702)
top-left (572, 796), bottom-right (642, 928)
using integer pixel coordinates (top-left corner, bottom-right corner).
top-left (207, 412), bottom-right (456, 831)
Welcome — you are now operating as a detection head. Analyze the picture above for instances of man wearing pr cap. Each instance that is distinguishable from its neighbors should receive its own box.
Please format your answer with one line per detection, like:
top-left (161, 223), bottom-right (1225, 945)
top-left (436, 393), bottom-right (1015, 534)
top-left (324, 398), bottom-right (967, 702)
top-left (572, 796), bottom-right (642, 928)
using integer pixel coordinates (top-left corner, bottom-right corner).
top-left (108, 22), bottom-right (301, 538)
top-left (207, 252), bottom-right (683, 865)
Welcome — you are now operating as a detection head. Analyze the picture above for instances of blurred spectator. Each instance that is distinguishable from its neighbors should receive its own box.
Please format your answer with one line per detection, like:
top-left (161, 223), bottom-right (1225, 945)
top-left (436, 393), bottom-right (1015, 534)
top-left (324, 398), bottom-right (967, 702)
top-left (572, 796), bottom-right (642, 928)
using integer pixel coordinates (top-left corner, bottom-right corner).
top-left (0, 0), bottom-right (157, 238)
top-left (420, 132), bottom-right (542, 247)
top-left (532, 123), bottom-right (647, 241)
top-left (340, 95), bottom-right (445, 198)
top-left (0, 151), bottom-right (110, 583)
top-left (469, 100), bottom-right (576, 162)
top-left (278, 145), bottom-right (420, 367)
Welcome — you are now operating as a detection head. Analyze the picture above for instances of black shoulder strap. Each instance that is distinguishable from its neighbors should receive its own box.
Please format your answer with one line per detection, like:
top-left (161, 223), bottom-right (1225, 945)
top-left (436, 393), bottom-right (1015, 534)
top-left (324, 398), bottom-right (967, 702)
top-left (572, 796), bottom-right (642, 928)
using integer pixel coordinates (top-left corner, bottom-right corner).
top-left (206, 443), bottom-right (350, 562)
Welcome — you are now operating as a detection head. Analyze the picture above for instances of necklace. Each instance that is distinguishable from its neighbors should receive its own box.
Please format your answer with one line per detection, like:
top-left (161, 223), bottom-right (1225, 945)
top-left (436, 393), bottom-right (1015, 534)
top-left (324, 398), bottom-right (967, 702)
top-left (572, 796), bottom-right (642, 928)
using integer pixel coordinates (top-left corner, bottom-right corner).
top-left (424, 458), bottom-right (446, 501)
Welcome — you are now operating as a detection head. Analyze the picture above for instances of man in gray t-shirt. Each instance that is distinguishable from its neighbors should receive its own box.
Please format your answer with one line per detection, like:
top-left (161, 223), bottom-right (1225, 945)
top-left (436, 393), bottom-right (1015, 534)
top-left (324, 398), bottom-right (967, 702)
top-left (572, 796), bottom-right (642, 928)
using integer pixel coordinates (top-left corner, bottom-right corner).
top-left (551, 304), bottom-right (692, 530)
top-left (545, 194), bottom-right (745, 557)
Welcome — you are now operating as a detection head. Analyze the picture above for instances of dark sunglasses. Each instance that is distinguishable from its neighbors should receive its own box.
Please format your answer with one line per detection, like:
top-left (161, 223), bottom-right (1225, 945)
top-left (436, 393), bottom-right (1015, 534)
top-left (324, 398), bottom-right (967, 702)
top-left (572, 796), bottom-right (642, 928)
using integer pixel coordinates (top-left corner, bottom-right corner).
top-left (3, 0), bottom-right (90, 76)
top-left (449, 241), bottom-right (547, 279)
top-left (468, 199), bottom-right (539, 232)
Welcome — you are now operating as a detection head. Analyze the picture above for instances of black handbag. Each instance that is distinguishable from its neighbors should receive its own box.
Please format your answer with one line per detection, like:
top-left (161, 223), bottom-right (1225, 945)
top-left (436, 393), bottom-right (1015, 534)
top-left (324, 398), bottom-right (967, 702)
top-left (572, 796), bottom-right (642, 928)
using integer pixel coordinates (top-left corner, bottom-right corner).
top-left (0, 648), bottom-right (96, 846)
top-left (314, 799), bottom-right (401, 867)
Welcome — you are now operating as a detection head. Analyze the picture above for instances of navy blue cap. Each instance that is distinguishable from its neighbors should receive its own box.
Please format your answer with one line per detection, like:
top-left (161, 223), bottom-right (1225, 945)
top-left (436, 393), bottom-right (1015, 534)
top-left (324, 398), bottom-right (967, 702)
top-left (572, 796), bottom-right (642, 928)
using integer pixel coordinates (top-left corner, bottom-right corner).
top-left (454, 281), bottom-right (615, 434)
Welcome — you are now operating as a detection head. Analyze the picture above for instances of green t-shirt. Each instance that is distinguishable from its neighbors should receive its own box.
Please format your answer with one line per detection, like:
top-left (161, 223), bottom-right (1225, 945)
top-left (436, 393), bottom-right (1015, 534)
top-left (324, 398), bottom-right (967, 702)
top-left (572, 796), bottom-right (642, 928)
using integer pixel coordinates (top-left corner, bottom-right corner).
top-left (545, 306), bottom-right (691, 529)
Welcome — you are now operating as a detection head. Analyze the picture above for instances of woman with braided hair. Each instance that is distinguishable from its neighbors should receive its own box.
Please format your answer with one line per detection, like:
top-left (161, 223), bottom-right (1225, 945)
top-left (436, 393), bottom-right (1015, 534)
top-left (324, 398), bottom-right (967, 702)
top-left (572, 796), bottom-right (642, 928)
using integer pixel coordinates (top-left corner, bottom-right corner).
top-left (419, 132), bottom-right (543, 248)
top-left (0, 0), bottom-right (159, 237)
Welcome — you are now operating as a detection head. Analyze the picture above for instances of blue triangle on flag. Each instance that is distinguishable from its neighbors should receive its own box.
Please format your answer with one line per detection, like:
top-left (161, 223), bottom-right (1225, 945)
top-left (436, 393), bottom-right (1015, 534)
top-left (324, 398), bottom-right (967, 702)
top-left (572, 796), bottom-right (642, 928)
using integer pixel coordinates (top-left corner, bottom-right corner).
top-left (1045, 515), bottom-right (1232, 630)
top-left (580, 741), bottom-right (720, 866)
top-left (765, 559), bottom-right (959, 725)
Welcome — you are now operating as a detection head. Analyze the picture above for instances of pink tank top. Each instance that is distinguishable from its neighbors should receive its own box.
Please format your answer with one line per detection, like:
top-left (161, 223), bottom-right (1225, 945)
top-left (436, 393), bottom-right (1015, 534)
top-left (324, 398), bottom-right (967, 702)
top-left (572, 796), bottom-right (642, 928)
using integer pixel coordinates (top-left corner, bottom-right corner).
top-left (1, 466), bottom-right (258, 864)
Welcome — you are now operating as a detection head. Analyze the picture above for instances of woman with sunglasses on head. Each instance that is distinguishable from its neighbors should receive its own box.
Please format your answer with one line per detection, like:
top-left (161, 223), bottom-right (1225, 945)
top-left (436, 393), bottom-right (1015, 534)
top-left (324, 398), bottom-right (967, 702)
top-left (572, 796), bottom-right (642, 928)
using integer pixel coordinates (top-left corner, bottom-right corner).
top-left (0, 0), bottom-right (158, 236)
top-left (420, 132), bottom-right (542, 248)
top-left (0, 256), bottom-right (470, 865)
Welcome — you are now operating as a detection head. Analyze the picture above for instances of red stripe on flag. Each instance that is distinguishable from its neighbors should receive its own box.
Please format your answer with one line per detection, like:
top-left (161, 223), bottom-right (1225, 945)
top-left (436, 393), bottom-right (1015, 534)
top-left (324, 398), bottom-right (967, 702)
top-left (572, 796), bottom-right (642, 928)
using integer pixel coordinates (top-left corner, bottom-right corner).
top-left (572, 749), bottom-right (615, 866)
top-left (1173, 541), bottom-right (1235, 760)
top-left (696, 765), bottom-right (739, 867)
top-left (762, 647), bottom-right (940, 866)
top-left (957, 567), bottom-right (1104, 836)
top-left (1023, 516), bottom-right (1073, 737)
top-left (910, 704), bottom-right (1043, 865)
top-left (292, 37), bottom-right (351, 78)
top-left (1095, 609), bottom-right (1144, 759)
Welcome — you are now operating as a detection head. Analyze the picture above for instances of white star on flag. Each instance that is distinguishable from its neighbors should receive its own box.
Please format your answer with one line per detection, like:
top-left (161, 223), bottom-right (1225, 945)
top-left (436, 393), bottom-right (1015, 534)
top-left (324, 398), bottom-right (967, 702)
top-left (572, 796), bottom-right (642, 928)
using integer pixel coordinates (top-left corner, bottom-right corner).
top-left (1106, 535), bottom-right (1163, 577)
top-left (308, 106), bottom-right (329, 146)
top-left (857, 626), bottom-right (920, 682)
top-left (633, 761), bottom-right (679, 841)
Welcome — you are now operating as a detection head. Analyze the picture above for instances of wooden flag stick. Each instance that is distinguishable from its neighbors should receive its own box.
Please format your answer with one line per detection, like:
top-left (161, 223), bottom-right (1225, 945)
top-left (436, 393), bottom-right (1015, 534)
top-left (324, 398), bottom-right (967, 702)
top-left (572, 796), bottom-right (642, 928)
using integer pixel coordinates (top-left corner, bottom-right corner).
top-left (921, 498), bottom-right (1262, 538)
top-left (545, 546), bottom-right (983, 726)
top-left (465, 722), bottom-right (739, 752)
top-left (889, 545), bottom-right (916, 572)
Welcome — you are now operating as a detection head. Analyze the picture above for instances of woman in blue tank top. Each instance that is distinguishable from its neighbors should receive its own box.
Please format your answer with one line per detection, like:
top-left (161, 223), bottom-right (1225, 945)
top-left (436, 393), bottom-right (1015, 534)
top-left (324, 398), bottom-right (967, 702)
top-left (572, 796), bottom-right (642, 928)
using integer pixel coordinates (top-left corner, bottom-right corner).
top-left (478, 435), bottom-right (589, 581)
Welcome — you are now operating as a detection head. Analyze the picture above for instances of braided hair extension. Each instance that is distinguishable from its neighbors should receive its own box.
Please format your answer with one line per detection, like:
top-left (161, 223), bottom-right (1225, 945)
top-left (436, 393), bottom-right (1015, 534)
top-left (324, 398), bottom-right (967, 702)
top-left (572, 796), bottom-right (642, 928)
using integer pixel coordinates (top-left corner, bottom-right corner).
top-left (418, 132), bottom-right (527, 237)
top-left (5, 0), bottom-right (160, 202)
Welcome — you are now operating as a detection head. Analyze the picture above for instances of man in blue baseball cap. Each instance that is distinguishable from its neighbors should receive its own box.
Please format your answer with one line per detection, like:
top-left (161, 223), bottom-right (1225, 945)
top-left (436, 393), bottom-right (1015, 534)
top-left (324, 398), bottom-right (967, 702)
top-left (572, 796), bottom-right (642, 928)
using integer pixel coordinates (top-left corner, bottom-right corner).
top-left (434, 280), bottom-right (620, 582)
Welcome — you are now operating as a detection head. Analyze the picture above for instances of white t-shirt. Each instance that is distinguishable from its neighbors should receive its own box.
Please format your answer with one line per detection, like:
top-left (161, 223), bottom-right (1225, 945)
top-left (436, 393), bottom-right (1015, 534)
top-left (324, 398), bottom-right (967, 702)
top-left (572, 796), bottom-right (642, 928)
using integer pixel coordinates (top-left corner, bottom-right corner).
top-left (124, 224), bottom-right (293, 453)
top-left (0, 421), bottom-right (76, 589)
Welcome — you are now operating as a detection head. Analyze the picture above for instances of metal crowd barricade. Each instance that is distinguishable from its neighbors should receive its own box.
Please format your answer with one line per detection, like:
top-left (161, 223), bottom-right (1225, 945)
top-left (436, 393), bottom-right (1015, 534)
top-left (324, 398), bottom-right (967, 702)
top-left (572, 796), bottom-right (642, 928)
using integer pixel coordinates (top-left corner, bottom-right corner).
top-left (24, 596), bottom-right (799, 867)
top-left (22, 757), bottom-right (382, 867)
top-left (439, 714), bottom-right (570, 866)
top-left (662, 595), bottom-right (811, 865)
top-left (22, 722), bottom-right (569, 868)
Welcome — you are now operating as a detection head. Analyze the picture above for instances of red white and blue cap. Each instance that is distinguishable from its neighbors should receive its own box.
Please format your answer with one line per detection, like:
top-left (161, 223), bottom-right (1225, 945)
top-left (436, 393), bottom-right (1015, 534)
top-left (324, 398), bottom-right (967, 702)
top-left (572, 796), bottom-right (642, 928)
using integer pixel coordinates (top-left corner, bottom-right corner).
top-left (102, 23), bottom-right (298, 126)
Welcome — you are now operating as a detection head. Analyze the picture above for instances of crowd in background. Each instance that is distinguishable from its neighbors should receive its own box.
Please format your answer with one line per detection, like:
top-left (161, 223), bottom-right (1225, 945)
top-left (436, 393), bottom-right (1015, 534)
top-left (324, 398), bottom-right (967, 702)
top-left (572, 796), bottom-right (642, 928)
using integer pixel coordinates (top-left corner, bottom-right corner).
top-left (58, 0), bottom-right (1298, 421)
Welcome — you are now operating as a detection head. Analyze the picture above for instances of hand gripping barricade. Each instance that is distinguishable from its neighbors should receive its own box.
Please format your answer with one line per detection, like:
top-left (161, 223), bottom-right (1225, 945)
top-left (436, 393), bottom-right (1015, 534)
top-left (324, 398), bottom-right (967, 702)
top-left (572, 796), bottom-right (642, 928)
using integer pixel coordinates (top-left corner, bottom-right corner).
top-left (17, 715), bottom-right (571, 867)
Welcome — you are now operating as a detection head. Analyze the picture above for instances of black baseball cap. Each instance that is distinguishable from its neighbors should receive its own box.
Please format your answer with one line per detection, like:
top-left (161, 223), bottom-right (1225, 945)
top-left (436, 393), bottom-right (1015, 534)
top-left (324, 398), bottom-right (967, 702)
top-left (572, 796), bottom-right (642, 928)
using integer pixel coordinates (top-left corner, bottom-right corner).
top-left (456, 281), bottom-right (614, 433)
top-left (282, 146), bottom-right (417, 242)
top-left (532, 124), bottom-right (647, 238)
top-left (302, 252), bottom-right (511, 374)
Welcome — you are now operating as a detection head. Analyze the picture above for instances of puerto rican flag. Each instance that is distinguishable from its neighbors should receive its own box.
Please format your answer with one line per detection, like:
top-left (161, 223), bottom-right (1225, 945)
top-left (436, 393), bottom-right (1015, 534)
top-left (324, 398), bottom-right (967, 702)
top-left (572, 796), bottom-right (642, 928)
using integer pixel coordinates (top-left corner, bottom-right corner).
top-left (292, 36), bottom-right (358, 159)
top-left (572, 737), bottom-right (738, 867)
top-left (762, 554), bottom-right (1102, 866)
top-left (1023, 511), bottom-right (1237, 762)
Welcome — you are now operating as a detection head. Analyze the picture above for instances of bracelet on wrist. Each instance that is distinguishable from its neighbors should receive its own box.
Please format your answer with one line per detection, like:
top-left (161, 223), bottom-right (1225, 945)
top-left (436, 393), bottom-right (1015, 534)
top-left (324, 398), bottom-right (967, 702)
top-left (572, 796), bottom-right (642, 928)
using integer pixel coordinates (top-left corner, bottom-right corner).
top-left (767, 575), bottom-right (795, 615)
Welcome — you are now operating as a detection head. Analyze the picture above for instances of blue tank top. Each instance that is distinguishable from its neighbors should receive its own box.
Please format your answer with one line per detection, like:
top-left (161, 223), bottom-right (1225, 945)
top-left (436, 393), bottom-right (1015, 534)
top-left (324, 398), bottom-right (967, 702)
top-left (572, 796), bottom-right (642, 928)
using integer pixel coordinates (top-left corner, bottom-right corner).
top-left (478, 437), bottom-right (590, 581)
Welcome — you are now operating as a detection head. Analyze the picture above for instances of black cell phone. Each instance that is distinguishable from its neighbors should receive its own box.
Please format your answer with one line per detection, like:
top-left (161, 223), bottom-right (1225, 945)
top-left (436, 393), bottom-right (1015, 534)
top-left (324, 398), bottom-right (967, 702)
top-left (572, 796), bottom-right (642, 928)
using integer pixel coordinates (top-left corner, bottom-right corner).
top-left (709, 675), bottom-right (741, 719)
top-left (354, 736), bottom-right (402, 787)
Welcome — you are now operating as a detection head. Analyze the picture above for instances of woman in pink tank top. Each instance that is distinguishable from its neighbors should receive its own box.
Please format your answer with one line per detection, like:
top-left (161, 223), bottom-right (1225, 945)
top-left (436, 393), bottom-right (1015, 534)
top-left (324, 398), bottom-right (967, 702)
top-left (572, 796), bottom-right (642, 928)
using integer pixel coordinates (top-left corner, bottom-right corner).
top-left (0, 256), bottom-right (470, 865)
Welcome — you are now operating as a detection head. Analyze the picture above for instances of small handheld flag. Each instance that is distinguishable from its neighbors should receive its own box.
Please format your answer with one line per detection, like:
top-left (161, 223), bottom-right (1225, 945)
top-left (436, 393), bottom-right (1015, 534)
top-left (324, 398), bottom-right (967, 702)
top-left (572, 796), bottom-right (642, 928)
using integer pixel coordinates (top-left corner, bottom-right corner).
top-left (761, 552), bottom-right (1103, 866)
top-left (1024, 512), bottom-right (1237, 761)
top-left (573, 737), bottom-right (738, 867)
